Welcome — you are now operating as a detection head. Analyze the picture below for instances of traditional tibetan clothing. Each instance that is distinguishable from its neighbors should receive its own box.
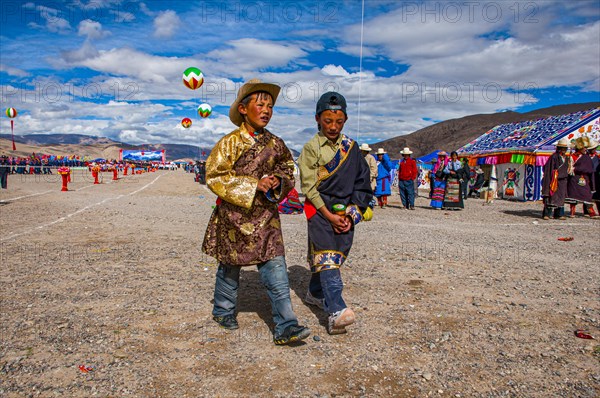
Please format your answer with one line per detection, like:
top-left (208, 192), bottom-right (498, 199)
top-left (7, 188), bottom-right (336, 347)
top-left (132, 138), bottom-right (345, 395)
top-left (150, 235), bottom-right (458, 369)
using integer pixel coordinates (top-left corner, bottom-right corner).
top-left (430, 159), bottom-right (448, 209)
top-left (442, 160), bottom-right (464, 209)
top-left (374, 153), bottom-right (393, 197)
top-left (591, 154), bottom-right (600, 204)
top-left (565, 153), bottom-right (595, 205)
top-left (202, 124), bottom-right (295, 265)
top-left (541, 152), bottom-right (569, 208)
top-left (298, 133), bottom-right (372, 273)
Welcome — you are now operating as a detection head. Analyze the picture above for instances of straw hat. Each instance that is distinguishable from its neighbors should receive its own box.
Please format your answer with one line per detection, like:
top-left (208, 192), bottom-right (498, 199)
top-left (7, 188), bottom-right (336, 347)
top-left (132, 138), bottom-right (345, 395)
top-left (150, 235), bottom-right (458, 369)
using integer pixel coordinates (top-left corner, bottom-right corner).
top-left (229, 78), bottom-right (281, 127)
top-left (586, 138), bottom-right (599, 150)
top-left (556, 137), bottom-right (569, 148)
top-left (400, 147), bottom-right (413, 155)
top-left (437, 151), bottom-right (448, 157)
top-left (574, 136), bottom-right (591, 150)
top-left (376, 148), bottom-right (387, 155)
top-left (359, 143), bottom-right (372, 151)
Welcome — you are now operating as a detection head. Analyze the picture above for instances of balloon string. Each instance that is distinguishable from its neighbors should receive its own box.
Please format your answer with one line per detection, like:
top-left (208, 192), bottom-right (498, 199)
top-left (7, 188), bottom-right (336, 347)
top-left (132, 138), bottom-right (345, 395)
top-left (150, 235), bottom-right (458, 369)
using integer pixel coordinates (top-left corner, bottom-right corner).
top-left (357, 0), bottom-right (365, 142)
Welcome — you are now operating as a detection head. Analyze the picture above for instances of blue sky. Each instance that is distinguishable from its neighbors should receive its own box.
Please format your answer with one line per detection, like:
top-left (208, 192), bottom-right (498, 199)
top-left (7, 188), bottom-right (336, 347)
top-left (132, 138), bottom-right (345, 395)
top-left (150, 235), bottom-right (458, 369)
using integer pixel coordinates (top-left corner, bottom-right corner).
top-left (0, 0), bottom-right (599, 151)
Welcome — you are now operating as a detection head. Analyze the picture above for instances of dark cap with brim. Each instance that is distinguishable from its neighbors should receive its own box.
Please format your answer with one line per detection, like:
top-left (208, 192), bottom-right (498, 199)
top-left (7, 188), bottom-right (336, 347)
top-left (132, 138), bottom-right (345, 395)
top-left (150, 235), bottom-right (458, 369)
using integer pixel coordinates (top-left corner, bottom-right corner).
top-left (316, 92), bottom-right (347, 116)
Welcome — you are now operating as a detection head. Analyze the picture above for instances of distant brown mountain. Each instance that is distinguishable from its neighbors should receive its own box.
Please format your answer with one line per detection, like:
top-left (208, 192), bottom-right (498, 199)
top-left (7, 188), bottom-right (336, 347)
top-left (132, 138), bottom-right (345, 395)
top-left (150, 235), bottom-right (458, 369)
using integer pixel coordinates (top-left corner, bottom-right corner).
top-left (372, 102), bottom-right (600, 159)
top-left (0, 133), bottom-right (214, 161)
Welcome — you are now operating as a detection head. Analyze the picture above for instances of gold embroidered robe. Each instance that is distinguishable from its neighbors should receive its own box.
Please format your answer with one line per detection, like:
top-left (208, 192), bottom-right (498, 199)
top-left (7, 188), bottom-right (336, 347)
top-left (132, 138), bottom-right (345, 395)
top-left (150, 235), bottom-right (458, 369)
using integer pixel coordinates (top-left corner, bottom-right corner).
top-left (202, 124), bottom-right (295, 265)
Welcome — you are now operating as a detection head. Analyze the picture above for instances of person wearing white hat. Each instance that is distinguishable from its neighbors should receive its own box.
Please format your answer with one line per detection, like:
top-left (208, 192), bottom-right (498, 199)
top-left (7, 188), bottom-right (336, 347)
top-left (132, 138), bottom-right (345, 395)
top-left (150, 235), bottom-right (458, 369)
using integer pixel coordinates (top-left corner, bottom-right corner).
top-left (541, 137), bottom-right (571, 219)
top-left (397, 147), bottom-right (417, 209)
top-left (360, 143), bottom-right (378, 194)
top-left (203, 78), bottom-right (310, 345)
top-left (374, 148), bottom-right (393, 208)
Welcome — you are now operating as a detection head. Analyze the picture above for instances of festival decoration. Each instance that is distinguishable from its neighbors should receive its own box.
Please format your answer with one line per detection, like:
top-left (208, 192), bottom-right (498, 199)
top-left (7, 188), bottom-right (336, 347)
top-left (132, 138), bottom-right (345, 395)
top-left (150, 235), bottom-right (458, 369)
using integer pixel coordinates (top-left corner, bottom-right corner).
top-left (183, 67), bottom-right (204, 90)
top-left (5, 107), bottom-right (17, 150)
top-left (181, 117), bottom-right (192, 128)
top-left (57, 167), bottom-right (70, 191)
top-left (198, 103), bottom-right (212, 118)
top-left (91, 164), bottom-right (101, 184)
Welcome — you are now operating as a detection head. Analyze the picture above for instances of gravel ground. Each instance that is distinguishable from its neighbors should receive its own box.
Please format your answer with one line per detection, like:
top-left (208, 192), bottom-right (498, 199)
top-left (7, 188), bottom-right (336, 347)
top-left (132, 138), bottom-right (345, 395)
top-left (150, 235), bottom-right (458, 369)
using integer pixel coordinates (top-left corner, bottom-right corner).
top-left (1, 169), bottom-right (598, 398)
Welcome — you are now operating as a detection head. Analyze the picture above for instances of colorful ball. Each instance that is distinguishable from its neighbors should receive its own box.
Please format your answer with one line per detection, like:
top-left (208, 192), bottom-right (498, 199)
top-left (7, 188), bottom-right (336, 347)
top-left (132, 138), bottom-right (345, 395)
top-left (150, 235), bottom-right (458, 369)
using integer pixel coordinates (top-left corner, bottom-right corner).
top-left (181, 117), bottom-right (192, 128)
top-left (197, 103), bottom-right (212, 118)
top-left (5, 108), bottom-right (17, 118)
top-left (183, 67), bottom-right (204, 90)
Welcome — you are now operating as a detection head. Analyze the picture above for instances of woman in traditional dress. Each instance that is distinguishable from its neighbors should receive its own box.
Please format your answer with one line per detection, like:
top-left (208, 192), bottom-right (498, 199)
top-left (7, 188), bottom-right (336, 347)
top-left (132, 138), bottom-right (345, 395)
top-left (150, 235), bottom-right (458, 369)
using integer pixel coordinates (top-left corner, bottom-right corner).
top-left (429, 151), bottom-right (448, 210)
top-left (442, 151), bottom-right (465, 210)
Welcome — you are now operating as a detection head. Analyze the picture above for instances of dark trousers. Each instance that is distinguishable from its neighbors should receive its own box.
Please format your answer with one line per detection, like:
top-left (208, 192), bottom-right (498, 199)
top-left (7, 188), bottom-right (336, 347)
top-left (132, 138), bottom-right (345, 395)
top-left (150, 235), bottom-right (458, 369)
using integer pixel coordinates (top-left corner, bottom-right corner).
top-left (0, 170), bottom-right (8, 189)
top-left (398, 179), bottom-right (415, 208)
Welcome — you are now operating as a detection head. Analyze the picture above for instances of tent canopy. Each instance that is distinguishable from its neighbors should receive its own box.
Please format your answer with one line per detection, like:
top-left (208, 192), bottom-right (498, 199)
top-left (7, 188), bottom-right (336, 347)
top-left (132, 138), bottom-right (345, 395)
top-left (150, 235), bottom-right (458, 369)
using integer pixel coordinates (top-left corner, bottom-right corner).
top-left (458, 108), bottom-right (600, 156)
top-left (417, 150), bottom-right (441, 164)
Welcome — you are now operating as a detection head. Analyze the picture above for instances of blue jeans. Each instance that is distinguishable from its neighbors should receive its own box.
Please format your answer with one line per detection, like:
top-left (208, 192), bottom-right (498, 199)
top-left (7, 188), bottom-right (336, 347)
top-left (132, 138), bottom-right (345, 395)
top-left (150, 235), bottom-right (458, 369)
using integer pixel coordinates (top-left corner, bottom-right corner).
top-left (308, 269), bottom-right (346, 314)
top-left (212, 256), bottom-right (298, 337)
top-left (398, 179), bottom-right (415, 208)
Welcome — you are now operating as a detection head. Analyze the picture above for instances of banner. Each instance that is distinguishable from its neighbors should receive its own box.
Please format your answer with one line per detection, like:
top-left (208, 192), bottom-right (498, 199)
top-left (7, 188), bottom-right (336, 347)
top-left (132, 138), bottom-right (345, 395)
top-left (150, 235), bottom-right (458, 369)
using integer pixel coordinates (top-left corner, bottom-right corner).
top-left (120, 150), bottom-right (165, 162)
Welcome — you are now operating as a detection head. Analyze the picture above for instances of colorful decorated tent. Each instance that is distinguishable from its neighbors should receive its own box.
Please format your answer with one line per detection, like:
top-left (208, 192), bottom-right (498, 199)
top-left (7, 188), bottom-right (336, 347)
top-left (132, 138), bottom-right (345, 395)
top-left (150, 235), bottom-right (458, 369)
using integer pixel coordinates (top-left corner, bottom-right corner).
top-left (458, 107), bottom-right (600, 201)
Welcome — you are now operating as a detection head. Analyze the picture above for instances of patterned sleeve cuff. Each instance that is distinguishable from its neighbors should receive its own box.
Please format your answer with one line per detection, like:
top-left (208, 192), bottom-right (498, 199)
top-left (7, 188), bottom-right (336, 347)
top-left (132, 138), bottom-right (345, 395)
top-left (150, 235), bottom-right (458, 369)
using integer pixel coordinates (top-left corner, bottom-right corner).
top-left (345, 204), bottom-right (363, 225)
top-left (264, 188), bottom-right (278, 202)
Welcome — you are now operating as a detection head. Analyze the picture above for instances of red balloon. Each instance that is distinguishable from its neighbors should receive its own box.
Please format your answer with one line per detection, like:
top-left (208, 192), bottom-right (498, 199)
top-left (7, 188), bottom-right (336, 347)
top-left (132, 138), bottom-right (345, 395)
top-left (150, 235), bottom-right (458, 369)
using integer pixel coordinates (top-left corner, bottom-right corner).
top-left (181, 118), bottom-right (192, 128)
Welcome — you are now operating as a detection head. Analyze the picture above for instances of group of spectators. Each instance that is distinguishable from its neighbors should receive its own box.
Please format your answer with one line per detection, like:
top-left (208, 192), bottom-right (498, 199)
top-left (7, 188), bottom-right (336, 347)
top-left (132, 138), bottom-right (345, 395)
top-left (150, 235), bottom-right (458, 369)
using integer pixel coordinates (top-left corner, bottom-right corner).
top-left (359, 146), bottom-right (472, 211)
top-left (0, 154), bottom-right (176, 189)
top-left (186, 161), bottom-right (206, 184)
top-left (542, 136), bottom-right (599, 219)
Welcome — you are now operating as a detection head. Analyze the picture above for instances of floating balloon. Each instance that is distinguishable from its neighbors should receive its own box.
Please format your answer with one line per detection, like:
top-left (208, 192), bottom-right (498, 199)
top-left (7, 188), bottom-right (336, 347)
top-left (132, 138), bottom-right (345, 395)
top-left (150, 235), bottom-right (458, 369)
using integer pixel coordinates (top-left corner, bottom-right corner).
top-left (5, 108), bottom-right (17, 118)
top-left (183, 67), bottom-right (204, 90)
top-left (198, 103), bottom-right (212, 118)
top-left (181, 117), bottom-right (192, 128)
top-left (5, 107), bottom-right (17, 150)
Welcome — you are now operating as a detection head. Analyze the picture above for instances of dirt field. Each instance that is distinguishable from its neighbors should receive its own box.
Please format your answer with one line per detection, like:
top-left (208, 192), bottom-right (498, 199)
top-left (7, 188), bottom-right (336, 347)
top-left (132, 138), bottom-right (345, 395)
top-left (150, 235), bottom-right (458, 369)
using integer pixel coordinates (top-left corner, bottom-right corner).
top-left (1, 169), bottom-right (598, 397)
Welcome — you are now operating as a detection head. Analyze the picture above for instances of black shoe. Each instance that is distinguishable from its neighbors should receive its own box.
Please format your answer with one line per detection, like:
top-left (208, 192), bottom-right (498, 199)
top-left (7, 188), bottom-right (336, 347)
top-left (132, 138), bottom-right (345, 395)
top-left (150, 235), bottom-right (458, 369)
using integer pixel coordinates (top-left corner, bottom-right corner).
top-left (213, 315), bottom-right (239, 330)
top-left (273, 325), bottom-right (311, 345)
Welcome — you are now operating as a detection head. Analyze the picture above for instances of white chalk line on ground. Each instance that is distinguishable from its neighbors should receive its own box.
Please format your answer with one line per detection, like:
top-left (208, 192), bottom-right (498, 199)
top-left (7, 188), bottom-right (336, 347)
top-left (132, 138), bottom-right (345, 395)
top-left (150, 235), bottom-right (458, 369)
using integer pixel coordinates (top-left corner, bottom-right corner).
top-left (0, 190), bottom-right (54, 203)
top-left (0, 174), bottom-right (163, 242)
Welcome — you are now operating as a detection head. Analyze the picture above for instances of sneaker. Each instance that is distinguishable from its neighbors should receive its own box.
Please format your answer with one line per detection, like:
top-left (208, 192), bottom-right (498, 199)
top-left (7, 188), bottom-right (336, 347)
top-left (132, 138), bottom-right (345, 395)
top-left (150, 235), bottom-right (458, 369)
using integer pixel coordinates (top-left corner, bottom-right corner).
top-left (213, 315), bottom-right (239, 330)
top-left (304, 291), bottom-right (325, 310)
top-left (273, 325), bottom-right (311, 345)
top-left (409, 206), bottom-right (415, 210)
top-left (327, 308), bottom-right (356, 335)
top-left (542, 216), bottom-right (550, 220)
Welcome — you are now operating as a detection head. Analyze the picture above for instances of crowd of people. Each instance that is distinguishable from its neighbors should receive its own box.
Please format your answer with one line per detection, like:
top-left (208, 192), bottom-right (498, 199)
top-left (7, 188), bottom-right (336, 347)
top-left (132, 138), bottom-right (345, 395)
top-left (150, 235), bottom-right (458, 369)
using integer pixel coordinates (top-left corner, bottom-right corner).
top-left (0, 154), bottom-right (180, 189)
top-left (357, 146), bottom-right (472, 211)
top-left (542, 136), bottom-right (599, 219)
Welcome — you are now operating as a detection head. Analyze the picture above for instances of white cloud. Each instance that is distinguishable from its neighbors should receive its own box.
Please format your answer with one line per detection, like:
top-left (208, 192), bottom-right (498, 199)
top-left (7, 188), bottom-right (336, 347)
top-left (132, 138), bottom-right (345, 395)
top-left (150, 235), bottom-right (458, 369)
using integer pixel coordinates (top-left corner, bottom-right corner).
top-left (139, 2), bottom-right (155, 17)
top-left (153, 10), bottom-right (180, 38)
top-left (24, 3), bottom-right (71, 34)
top-left (207, 38), bottom-right (308, 72)
top-left (0, 64), bottom-right (30, 77)
top-left (78, 20), bottom-right (110, 40)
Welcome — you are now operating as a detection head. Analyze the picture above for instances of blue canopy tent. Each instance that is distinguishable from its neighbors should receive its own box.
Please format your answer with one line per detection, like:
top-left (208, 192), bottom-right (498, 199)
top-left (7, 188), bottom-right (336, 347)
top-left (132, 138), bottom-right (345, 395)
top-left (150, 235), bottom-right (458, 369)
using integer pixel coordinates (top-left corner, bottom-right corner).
top-left (458, 107), bottom-right (600, 201)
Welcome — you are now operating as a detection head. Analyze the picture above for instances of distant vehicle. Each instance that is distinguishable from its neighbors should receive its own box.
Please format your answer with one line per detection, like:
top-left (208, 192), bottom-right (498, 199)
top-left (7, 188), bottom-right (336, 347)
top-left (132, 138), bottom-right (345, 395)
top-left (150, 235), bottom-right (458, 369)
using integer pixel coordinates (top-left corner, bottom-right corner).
top-left (158, 163), bottom-right (178, 170)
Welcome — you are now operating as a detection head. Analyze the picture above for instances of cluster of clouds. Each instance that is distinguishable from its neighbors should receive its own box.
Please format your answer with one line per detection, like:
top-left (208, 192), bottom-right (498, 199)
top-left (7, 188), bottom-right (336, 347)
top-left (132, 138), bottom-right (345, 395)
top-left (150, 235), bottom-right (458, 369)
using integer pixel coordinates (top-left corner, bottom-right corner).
top-left (1, 1), bottom-right (599, 151)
